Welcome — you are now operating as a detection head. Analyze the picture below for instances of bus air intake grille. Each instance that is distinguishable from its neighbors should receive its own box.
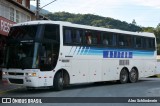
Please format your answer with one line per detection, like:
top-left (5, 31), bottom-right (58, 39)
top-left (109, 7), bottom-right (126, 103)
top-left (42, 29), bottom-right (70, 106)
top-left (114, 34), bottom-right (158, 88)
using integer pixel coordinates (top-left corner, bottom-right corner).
top-left (9, 78), bottom-right (23, 84)
top-left (119, 60), bottom-right (129, 65)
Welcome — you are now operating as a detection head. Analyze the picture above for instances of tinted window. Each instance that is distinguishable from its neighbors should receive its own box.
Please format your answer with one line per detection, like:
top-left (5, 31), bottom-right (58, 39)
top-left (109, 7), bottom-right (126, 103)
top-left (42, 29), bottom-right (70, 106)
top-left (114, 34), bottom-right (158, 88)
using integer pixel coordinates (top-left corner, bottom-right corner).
top-left (63, 27), bottom-right (83, 45)
top-left (44, 24), bottom-right (60, 42)
top-left (134, 37), bottom-right (143, 48)
top-left (102, 32), bottom-right (114, 46)
top-left (64, 29), bottom-right (72, 44)
top-left (72, 29), bottom-right (83, 44)
top-left (145, 38), bottom-right (155, 49)
top-left (9, 25), bottom-right (38, 40)
top-left (118, 34), bottom-right (132, 47)
top-left (84, 30), bottom-right (92, 45)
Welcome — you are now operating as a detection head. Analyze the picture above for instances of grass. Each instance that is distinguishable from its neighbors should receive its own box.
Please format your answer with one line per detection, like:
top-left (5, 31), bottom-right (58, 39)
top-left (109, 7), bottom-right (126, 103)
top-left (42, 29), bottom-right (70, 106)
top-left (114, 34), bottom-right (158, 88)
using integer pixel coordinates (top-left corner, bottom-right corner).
top-left (156, 74), bottom-right (160, 78)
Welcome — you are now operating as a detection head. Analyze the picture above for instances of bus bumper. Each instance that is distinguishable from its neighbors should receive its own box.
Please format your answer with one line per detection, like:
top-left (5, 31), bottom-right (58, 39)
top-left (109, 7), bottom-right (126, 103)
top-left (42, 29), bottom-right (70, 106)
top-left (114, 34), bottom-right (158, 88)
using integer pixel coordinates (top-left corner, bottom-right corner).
top-left (2, 69), bottom-right (53, 87)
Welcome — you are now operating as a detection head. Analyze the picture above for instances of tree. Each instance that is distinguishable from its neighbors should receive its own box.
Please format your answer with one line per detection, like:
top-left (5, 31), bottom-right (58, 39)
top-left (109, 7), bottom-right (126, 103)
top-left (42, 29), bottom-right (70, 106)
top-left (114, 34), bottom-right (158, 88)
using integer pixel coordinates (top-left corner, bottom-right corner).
top-left (142, 27), bottom-right (154, 33)
top-left (155, 23), bottom-right (160, 55)
top-left (132, 19), bottom-right (136, 25)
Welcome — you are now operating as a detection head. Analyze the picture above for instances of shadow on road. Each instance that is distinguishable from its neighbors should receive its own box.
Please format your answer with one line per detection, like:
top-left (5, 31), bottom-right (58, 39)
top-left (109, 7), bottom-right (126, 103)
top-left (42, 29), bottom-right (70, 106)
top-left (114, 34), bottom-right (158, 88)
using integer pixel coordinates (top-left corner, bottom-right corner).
top-left (4, 79), bottom-right (151, 95)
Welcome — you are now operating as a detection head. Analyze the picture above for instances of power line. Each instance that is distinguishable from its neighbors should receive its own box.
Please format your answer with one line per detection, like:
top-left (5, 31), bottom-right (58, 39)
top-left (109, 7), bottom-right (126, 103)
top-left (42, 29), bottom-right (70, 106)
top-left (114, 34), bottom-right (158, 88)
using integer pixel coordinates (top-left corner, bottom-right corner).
top-left (40, 0), bottom-right (57, 10)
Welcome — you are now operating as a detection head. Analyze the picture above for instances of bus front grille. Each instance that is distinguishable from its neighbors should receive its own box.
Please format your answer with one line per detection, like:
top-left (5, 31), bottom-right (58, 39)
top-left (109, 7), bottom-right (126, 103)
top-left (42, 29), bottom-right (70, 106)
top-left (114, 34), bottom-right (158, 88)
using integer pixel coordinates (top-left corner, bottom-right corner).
top-left (9, 78), bottom-right (23, 84)
top-left (8, 72), bottom-right (24, 76)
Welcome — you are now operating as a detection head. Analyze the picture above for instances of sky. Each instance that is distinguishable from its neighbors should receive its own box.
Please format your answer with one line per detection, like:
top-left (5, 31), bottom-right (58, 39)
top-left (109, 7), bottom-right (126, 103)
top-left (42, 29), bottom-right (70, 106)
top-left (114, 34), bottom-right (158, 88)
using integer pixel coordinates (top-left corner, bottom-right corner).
top-left (31, 0), bottom-right (160, 28)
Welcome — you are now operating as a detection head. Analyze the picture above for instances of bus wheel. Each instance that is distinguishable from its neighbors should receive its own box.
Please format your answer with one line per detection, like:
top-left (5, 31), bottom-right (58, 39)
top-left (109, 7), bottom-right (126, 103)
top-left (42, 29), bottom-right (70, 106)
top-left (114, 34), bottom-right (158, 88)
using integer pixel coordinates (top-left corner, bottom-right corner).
top-left (120, 68), bottom-right (129, 84)
top-left (54, 72), bottom-right (64, 91)
top-left (129, 68), bottom-right (138, 83)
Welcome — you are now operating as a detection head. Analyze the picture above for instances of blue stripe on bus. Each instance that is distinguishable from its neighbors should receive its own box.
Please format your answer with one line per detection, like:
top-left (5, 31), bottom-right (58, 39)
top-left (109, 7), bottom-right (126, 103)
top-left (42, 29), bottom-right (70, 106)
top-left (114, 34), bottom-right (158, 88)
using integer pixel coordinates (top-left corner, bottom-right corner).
top-left (74, 47), bottom-right (155, 58)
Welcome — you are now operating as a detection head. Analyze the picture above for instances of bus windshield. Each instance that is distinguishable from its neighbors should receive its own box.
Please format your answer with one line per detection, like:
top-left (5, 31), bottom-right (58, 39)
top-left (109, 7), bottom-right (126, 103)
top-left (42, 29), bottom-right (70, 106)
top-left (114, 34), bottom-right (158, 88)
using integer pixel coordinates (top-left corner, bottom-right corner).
top-left (8, 25), bottom-right (38, 41)
top-left (5, 42), bottom-right (38, 69)
top-left (4, 24), bottom-right (60, 70)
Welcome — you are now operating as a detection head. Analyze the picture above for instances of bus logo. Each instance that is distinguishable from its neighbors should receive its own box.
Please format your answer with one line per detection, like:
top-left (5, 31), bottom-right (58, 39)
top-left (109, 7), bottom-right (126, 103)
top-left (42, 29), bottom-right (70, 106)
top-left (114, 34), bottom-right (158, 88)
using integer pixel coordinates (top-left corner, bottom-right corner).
top-left (103, 51), bottom-right (133, 58)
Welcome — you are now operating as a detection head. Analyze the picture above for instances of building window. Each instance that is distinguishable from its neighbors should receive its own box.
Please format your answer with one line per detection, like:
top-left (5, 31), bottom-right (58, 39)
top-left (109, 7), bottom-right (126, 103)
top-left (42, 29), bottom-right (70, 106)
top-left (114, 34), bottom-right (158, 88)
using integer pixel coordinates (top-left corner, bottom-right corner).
top-left (10, 7), bottom-right (14, 21)
top-left (4, 6), bottom-right (10, 20)
top-left (20, 12), bottom-right (31, 22)
top-left (27, 15), bottom-right (30, 21)
top-left (21, 13), bottom-right (26, 22)
top-left (22, 0), bottom-right (26, 7)
top-left (0, 4), bottom-right (10, 19)
top-left (16, 10), bottom-right (20, 23)
top-left (0, 4), bottom-right (3, 16)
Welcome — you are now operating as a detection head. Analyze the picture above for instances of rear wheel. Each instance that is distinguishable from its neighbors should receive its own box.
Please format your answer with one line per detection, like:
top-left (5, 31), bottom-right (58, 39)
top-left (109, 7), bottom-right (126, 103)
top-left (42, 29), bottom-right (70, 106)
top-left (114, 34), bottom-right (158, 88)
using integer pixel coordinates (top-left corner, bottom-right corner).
top-left (119, 68), bottom-right (129, 84)
top-left (129, 68), bottom-right (138, 83)
top-left (54, 72), bottom-right (64, 91)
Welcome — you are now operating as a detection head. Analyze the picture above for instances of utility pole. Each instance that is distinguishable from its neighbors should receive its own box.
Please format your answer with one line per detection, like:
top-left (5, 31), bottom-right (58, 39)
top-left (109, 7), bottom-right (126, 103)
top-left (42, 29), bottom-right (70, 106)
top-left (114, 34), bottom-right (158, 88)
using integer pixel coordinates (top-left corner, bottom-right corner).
top-left (36, 0), bottom-right (40, 20)
top-left (36, 0), bottom-right (57, 20)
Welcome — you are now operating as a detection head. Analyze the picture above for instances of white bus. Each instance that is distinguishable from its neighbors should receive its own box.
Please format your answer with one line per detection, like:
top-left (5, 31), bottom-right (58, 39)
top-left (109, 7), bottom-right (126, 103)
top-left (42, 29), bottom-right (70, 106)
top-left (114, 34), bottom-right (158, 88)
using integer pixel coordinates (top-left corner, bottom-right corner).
top-left (2, 21), bottom-right (157, 91)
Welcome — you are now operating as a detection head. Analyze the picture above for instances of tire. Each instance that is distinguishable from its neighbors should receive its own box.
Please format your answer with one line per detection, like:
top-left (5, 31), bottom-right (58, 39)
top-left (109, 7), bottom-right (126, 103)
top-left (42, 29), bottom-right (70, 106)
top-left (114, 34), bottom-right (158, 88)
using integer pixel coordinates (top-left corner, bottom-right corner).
top-left (129, 68), bottom-right (138, 83)
top-left (54, 72), bottom-right (64, 91)
top-left (119, 68), bottom-right (129, 84)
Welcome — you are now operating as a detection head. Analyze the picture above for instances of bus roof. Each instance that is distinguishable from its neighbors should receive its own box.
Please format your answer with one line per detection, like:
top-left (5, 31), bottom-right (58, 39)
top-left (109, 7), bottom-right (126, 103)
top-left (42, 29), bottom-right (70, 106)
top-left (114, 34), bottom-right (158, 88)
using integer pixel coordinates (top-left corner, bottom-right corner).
top-left (13, 20), bottom-right (155, 38)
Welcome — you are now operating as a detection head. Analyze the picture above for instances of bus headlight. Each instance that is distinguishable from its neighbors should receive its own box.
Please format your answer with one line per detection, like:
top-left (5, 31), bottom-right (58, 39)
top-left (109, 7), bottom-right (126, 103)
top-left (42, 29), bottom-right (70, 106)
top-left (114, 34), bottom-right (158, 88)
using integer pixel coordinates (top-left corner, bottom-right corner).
top-left (2, 72), bottom-right (8, 75)
top-left (32, 73), bottom-right (37, 77)
top-left (25, 73), bottom-right (37, 77)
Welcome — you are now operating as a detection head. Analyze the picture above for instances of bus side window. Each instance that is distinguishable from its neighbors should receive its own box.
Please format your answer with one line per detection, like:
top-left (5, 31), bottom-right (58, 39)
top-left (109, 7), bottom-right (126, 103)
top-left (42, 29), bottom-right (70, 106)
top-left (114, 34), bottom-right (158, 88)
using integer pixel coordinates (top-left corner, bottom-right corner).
top-left (73, 29), bottom-right (82, 44)
top-left (145, 38), bottom-right (155, 49)
top-left (134, 37), bottom-right (142, 48)
top-left (103, 36), bottom-right (108, 45)
top-left (126, 36), bottom-right (132, 47)
top-left (102, 32), bottom-right (113, 46)
top-left (85, 31), bottom-right (92, 45)
top-left (97, 32), bottom-right (101, 44)
top-left (76, 30), bottom-right (81, 44)
top-left (92, 34), bottom-right (97, 44)
top-left (87, 35), bottom-right (92, 44)
top-left (64, 29), bottom-right (72, 44)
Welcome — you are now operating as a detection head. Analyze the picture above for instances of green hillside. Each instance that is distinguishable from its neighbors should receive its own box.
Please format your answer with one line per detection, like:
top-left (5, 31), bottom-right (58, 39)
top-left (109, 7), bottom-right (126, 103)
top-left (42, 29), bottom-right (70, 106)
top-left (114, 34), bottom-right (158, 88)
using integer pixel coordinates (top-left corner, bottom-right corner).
top-left (46, 12), bottom-right (142, 32)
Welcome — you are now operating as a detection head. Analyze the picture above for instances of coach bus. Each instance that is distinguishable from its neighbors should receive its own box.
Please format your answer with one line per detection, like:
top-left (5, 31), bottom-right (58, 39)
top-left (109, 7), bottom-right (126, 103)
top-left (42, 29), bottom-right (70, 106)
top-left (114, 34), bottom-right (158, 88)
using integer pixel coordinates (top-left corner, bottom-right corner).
top-left (2, 21), bottom-right (157, 91)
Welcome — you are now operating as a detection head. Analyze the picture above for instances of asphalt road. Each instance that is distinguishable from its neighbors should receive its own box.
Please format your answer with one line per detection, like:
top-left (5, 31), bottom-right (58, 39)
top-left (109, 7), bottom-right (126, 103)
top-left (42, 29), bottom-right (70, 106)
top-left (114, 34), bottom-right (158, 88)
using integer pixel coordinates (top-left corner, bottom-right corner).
top-left (1, 78), bottom-right (160, 106)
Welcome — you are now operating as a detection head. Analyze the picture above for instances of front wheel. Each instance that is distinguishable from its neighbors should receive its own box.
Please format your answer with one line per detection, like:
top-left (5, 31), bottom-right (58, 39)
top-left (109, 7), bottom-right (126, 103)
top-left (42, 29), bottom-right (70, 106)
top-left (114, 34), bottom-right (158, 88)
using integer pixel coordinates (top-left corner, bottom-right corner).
top-left (129, 68), bottom-right (138, 83)
top-left (54, 72), bottom-right (64, 91)
top-left (119, 68), bottom-right (129, 84)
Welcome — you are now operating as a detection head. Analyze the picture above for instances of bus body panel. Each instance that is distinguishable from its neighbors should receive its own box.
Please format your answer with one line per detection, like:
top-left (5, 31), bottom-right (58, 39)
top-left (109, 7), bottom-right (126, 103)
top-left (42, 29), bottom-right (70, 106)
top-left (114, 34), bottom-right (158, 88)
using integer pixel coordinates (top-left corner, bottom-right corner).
top-left (2, 20), bottom-right (157, 88)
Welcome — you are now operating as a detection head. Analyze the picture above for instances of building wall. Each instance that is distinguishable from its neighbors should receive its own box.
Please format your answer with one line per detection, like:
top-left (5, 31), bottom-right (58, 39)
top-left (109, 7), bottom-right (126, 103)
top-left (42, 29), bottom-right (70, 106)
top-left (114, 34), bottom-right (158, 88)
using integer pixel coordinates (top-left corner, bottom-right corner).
top-left (0, 0), bottom-right (34, 23)
top-left (0, 0), bottom-right (35, 80)
top-left (14, 0), bottom-right (30, 8)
